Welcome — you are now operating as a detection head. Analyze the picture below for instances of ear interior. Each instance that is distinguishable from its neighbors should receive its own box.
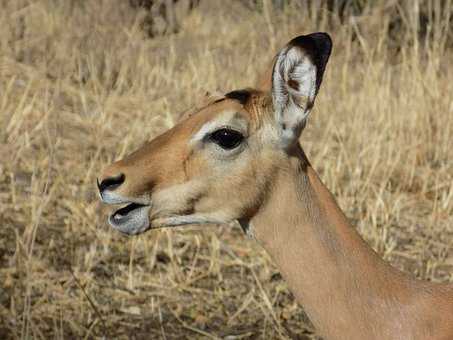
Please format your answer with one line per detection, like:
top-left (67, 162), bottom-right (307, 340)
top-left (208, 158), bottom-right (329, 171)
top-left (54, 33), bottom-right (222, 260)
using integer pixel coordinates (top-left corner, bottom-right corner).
top-left (272, 32), bottom-right (332, 146)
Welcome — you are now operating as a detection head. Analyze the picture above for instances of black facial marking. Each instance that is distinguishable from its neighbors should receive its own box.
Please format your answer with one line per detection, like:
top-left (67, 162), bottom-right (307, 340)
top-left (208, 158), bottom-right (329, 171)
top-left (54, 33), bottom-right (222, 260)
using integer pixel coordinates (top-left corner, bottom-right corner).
top-left (225, 89), bottom-right (251, 105)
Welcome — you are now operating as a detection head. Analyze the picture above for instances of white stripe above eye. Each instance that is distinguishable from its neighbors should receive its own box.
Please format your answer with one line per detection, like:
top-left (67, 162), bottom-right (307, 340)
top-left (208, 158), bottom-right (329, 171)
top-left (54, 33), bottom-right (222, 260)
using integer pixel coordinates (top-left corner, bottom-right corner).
top-left (190, 120), bottom-right (223, 145)
top-left (189, 111), bottom-right (247, 145)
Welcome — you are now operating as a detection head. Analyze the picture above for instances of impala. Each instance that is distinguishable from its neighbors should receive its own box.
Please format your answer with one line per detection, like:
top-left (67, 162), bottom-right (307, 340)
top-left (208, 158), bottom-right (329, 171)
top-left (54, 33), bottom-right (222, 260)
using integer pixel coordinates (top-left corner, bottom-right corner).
top-left (97, 33), bottom-right (453, 339)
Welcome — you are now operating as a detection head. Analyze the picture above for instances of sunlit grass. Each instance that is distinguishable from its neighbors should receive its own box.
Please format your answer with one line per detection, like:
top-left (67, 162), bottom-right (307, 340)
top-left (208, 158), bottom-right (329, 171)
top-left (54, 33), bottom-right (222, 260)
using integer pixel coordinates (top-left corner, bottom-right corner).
top-left (1, 1), bottom-right (452, 338)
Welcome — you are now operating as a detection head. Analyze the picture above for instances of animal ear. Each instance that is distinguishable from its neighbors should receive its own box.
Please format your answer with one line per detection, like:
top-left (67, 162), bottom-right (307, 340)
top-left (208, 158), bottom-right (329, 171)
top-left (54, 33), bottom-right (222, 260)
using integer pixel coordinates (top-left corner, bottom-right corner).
top-left (271, 32), bottom-right (332, 148)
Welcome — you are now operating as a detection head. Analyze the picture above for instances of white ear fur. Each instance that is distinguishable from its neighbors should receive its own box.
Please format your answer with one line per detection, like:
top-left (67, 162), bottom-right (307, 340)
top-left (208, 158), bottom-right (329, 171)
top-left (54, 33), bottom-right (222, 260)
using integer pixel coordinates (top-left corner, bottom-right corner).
top-left (271, 33), bottom-right (332, 148)
top-left (273, 48), bottom-right (316, 147)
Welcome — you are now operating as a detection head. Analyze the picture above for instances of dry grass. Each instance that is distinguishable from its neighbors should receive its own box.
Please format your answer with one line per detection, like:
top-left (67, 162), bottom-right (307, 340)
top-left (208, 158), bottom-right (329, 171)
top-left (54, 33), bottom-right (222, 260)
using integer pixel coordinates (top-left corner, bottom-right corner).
top-left (1, 0), bottom-right (453, 339)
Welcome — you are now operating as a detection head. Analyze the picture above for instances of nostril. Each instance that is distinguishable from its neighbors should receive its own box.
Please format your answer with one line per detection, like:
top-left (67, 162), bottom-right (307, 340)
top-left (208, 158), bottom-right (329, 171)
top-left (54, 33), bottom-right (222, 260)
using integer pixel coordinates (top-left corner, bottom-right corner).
top-left (97, 173), bottom-right (125, 192)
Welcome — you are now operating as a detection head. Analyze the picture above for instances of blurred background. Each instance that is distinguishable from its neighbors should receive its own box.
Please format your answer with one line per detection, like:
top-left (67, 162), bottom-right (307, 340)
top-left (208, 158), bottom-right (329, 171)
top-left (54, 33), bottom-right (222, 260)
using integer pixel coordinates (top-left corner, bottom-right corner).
top-left (1, 0), bottom-right (452, 339)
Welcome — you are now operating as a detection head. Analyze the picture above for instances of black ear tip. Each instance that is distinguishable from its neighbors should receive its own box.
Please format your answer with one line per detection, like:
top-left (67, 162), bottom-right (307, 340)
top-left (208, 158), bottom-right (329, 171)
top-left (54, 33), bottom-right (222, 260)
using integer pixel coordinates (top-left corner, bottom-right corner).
top-left (307, 32), bottom-right (332, 54)
top-left (308, 32), bottom-right (332, 44)
top-left (286, 32), bottom-right (332, 92)
top-left (288, 32), bottom-right (332, 61)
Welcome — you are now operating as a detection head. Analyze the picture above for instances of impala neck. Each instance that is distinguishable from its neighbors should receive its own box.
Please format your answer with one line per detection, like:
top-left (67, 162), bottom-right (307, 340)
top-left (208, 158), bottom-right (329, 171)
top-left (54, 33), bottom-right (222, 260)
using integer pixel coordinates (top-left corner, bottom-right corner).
top-left (249, 144), bottom-right (439, 340)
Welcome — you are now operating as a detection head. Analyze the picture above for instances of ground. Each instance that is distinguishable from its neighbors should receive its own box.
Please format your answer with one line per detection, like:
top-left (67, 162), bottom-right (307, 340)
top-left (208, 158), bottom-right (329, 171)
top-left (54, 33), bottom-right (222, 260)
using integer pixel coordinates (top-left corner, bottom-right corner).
top-left (1, 1), bottom-right (452, 339)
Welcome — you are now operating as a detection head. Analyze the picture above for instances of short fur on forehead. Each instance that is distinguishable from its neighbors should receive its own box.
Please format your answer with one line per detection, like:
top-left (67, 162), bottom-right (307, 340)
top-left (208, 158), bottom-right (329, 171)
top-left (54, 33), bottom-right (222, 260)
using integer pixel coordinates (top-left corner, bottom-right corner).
top-left (272, 33), bottom-right (332, 148)
top-left (177, 91), bottom-right (225, 123)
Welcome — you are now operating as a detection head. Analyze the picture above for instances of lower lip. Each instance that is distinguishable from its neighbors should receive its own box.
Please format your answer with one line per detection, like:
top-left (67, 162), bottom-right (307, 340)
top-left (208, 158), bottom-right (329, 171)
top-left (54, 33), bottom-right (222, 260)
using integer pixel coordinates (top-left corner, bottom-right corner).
top-left (108, 204), bottom-right (151, 235)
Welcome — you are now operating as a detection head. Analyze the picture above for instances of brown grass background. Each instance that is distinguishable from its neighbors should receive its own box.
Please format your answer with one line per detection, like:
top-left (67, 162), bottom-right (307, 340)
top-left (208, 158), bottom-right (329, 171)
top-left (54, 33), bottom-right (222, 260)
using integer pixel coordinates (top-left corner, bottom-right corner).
top-left (1, 0), bottom-right (453, 339)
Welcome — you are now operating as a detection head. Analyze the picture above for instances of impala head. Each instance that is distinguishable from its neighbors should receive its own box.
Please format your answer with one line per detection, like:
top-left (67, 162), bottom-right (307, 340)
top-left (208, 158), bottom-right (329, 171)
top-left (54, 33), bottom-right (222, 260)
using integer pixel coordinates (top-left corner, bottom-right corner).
top-left (97, 33), bottom-right (332, 235)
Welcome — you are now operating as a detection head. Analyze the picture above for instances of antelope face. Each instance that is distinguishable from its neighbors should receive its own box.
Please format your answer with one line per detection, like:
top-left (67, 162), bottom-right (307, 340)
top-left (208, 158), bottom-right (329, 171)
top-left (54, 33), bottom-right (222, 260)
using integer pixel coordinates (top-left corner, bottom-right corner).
top-left (97, 91), bottom-right (277, 235)
top-left (97, 33), bottom-right (332, 235)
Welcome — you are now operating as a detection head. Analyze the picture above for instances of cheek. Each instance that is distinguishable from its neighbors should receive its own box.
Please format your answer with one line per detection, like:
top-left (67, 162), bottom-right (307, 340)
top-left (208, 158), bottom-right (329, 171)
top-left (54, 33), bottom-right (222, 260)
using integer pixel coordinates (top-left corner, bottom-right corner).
top-left (214, 149), bottom-right (280, 215)
top-left (184, 147), bottom-right (274, 215)
top-left (151, 178), bottom-right (208, 215)
top-left (208, 154), bottom-right (266, 212)
top-left (183, 150), bottom-right (208, 179)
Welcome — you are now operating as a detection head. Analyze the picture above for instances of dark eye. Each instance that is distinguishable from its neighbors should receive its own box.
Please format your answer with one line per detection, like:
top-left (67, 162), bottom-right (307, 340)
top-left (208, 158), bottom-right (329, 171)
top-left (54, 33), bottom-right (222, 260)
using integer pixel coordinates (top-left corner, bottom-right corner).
top-left (209, 128), bottom-right (244, 150)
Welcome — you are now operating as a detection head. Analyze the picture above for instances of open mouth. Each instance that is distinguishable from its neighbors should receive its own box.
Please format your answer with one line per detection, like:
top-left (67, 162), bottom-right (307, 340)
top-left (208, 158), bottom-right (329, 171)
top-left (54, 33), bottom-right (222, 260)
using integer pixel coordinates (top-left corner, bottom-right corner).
top-left (108, 202), bottom-right (151, 235)
top-left (111, 203), bottom-right (145, 221)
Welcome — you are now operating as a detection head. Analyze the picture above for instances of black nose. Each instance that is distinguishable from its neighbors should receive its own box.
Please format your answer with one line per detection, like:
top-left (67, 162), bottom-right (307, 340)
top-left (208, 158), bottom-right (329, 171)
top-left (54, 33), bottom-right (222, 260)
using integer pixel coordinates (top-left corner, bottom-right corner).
top-left (97, 173), bottom-right (125, 193)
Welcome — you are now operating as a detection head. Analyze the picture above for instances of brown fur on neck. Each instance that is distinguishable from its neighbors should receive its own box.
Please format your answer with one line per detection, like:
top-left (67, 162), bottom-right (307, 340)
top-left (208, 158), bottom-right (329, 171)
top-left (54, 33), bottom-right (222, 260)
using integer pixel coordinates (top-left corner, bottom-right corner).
top-left (249, 144), bottom-right (453, 340)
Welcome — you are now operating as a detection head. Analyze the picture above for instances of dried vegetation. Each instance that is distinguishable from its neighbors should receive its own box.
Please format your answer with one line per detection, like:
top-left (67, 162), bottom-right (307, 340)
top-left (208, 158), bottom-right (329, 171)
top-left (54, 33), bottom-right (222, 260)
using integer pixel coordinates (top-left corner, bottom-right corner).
top-left (1, 0), bottom-right (452, 339)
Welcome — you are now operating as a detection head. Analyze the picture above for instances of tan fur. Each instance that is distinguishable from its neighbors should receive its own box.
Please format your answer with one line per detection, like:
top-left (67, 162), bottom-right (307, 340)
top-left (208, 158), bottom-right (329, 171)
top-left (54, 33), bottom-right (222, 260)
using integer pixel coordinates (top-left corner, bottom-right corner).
top-left (98, 36), bottom-right (453, 339)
